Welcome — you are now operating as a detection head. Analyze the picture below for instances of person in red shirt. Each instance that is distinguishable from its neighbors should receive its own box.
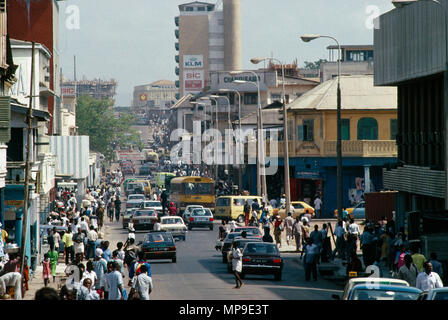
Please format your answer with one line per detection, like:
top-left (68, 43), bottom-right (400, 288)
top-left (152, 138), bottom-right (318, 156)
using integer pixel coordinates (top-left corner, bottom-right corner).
top-left (168, 202), bottom-right (178, 216)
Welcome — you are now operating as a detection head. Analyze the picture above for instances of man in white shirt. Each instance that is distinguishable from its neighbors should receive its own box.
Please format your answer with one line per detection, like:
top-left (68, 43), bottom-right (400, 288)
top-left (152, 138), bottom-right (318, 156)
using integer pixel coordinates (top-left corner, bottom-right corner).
top-left (346, 219), bottom-right (360, 258)
top-left (130, 264), bottom-right (153, 300)
top-left (106, 262), bottom-right (123, 300)
top-left (79, 217), bottom-right (90, 235)
top-left (0, 272), bottom-right (22, 300)
top-left (86, 227), bottom-right (98, 260)
top-left (416, 262), bottom-right (443, 291)
top-left (314, 196), bottom-right (322, 219)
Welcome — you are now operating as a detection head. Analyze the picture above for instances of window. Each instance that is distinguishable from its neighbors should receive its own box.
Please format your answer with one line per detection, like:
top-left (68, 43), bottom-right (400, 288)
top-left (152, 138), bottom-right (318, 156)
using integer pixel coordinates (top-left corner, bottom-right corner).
top-left (198, 6), bottom-right (205, 11)
top-left (186, 6), bottom-right (194, 11)
top-left (298, 119), bottom-right (314, 141)
top-left (341, 119), bottom-right (350, 140)
top-left (243, 93), bottom-right (257, 105)
top-left (271, 94), bottom-right (281, 101)
top-left (390, 119), bottom-right (398, 140)
top-left (357, 118), bottom-right (378, 140)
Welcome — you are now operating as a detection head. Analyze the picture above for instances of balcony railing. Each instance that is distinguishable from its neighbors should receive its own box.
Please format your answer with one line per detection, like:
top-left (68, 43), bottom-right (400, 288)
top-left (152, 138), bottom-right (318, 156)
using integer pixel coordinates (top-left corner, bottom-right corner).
top-left (323, 140), bottom-right (397, 157)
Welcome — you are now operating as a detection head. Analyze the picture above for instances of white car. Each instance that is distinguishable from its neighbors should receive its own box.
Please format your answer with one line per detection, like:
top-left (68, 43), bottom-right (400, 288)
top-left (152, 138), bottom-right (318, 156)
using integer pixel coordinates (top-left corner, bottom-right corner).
top-left (332, 277), bottom-right (409, 300)
top-left (182, 205), bottom-right (204, 223)
top-left (417, 288), bottom-right (448, 300)
top-left (140, 200), bottom-right (163, 213)
top-left (159, 216), bottom-right (187, 241)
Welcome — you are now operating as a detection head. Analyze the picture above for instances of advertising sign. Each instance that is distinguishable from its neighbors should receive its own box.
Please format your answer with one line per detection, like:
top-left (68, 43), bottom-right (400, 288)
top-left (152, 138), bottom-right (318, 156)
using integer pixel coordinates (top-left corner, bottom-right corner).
top-left (61, 85), bottom-right (76, 97)
top-left (184, 70), bottom-right (204, 93)
top-left (183, 55), bottom-right (204, 69)
top-left (116, 151), bottom-right (145, 161)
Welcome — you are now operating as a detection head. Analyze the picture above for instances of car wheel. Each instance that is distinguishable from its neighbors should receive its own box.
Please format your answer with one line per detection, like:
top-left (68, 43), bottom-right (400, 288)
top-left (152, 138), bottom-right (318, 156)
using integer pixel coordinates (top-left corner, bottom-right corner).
top-left (172, 256), bottom-right (177, 263)
top-left (210, 225), bottom-right (213, 231)
top-left (274, 272), bottom-right (282, 281)
top-left (237, 215), bottom-right (245, 224)
top-left (188, 226), bottom-right (192, 231)
top-left (222, 255), bottom-right (227, 263)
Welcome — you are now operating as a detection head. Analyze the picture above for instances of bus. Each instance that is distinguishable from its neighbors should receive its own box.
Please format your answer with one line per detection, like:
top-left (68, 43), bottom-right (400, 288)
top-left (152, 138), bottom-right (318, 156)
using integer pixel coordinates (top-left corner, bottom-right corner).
top-left (169, 176), bottom-right (215, 213)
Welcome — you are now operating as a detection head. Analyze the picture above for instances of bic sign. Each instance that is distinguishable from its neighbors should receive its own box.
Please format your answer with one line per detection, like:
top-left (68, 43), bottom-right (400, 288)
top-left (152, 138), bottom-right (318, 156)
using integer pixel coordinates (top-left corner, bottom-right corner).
top-left (184, 55), bottom-right (203, 69)
top-left (185, 72), bottom-right (202, 79)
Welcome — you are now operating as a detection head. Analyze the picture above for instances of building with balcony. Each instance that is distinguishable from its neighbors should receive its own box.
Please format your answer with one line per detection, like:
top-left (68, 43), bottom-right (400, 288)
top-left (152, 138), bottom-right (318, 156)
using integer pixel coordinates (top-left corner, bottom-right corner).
top-left (374, 0), bottom-right (448, 259)
top-left (245, 74), bottom-right (398, 217)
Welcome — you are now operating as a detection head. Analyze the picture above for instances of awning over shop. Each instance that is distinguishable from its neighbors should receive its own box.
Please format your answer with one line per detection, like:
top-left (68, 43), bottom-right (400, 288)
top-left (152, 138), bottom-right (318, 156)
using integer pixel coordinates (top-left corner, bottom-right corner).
top-left (10, 100), bottom-right (51, 122)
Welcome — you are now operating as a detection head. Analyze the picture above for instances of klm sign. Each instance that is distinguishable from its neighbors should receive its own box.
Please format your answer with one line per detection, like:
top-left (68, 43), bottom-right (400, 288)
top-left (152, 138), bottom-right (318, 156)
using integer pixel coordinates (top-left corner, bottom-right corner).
top-left (184, 55), bottom-right (203, 69)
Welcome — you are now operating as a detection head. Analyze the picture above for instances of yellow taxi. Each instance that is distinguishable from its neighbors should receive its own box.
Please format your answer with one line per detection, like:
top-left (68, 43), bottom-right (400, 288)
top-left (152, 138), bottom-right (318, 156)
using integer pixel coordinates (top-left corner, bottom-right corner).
top-left (214, 195), bottom-right (273, 223)
top-left (273, 201), bottom-right (315, 219)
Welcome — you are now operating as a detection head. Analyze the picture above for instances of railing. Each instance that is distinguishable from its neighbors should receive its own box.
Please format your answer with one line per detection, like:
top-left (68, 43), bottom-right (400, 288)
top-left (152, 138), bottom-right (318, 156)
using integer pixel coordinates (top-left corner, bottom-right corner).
top-left (323, 140), bottom-right (397, 157)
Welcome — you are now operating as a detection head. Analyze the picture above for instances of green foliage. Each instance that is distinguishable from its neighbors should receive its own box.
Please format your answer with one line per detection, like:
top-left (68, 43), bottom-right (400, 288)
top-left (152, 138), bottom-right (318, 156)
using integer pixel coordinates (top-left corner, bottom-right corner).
top-left (303, 59), bottom-right (328, 70)
top-left (76, 95), bottom-right (142, 160)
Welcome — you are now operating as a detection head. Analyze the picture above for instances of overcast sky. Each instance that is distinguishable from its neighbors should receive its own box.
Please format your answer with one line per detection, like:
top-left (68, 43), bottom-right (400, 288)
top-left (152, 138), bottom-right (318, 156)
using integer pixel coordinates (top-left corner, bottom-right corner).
top-left (58, 0), bottom-right (395, 106)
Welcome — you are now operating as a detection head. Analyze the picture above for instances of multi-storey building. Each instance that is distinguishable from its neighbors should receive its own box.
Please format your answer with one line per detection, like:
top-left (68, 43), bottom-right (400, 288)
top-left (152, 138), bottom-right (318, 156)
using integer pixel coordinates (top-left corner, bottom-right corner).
top-left (175, 0), bottom-right (241, 99)
top-left (132, 80), bottom-right (177, 110)
top-left (61, 78), bottom-right (118, 103)
top-left (374, 0), bottom-right (448, 260)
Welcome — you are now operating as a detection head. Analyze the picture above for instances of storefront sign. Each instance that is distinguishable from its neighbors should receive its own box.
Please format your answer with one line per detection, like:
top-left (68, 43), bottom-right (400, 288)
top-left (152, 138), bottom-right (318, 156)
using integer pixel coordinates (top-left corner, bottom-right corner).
top-left (183, 55), bottom-right (204, 69)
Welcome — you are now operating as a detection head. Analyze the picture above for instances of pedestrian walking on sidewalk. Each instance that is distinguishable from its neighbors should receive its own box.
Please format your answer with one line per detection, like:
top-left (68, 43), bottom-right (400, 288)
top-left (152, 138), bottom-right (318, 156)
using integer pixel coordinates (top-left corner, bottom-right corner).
top-left (346, 218), bottom-right (360, 259)
top-left (42, 253), bottom-right (52, 287)
top-left (314, 195), bottom-right (322, 219)
top-left (244, 201), bottom-right (251, 227)
top-left (416, 262), bottom-right (443, 291)
top-left (303, 239), bottom-right (319, 281)
top-left (48, 244), bottom-right (59, 283)
top-left (333, 221), bottom-right (346, 260)
top-left (106, 262), bottom-right (124, 300)
top-left (62, 228), bottom-right (74, 265)
top-left (273, 215), bottom-right (284, 248)
top-left (231, 242), bottom-right (243, 289)
top-left (114, 197), bottom-right (122, 222)
top-left (292, 217), bottom-right (302, 252)
top-left (284, 212), bottom-right (294, 246)
top-left (73, 228), bottom-right (85, 261)
top-left (398, 254), bottom-right (418, 287)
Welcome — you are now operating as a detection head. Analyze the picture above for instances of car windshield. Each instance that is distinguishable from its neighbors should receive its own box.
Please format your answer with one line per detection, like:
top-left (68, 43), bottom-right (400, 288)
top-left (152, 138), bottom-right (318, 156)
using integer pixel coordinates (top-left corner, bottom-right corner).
top-left (135, 210), bottom-right (156, 217)
top-left (192, 208), bottom-right (212, 216)
top-left (236, 239), bottom-right (261, 249)
top-left (187, 206), bottom-right (203, 213)
top-left (244, 243), bottom-right (279, 255)
top-left (144, 202), bottom-right (161, 207)
top-left (235, 227), bottom-right (262, 236)
top-left (162, 218), bottom-right (184, 225)
top-left (145, 233), bottom-right (173, 243)
top-left (293, 203), bottom-right (304, 209)
top-left (353, 289), bottom-right (419, 300)
top-left (183, 182), bottom-right (213, 195)
top-left (129, 195), bottom-right (144, 200)
top-left (225, 233), bottom-right (242, 241)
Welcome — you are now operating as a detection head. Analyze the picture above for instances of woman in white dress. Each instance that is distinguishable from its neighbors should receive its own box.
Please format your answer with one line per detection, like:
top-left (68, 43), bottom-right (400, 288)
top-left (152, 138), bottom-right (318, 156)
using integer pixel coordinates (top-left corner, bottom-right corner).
top-left (231, 242), bottom-right (243, 289)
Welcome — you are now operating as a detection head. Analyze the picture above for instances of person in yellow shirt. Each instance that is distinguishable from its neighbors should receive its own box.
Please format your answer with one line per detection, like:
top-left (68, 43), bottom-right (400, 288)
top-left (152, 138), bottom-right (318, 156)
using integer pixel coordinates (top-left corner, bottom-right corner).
top-left (411, 247), bottom-right (426, 273)
top-left (62, 229), bottom-right (74, 265)
top-left (0, 223), bottom-right (7, 243)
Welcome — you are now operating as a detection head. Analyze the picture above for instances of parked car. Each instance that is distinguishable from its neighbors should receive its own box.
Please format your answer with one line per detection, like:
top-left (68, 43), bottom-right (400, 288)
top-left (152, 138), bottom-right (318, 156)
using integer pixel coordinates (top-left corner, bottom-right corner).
top-left (333, 201), bottom-right (365, 219)
top-left (273, 201), bottom-right (315, 219)
top-left (131, 209), bottom-right (158, 230)
top-left (159, 216), bottom-right (187, 241)
top-left (417, 288), bottom-right (448, 300)
top-left (139, 231), bottom-right (177, 263)
top-left (332, 277), bottom-right (410, 300)
top-left (241, 242), bottom-right (283, 281)
top-left (226, 237), bottom-right (263, 273)
top-left (187, 208), bottom-right (214, 231)
top-left (347, 284), bottom-right (421, 300)
top-left (182, 205), bottom-right (204, 223)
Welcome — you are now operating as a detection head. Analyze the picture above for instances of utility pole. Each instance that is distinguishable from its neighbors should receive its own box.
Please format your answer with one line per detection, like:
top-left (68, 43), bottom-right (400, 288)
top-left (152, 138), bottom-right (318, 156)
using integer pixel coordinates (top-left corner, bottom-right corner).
top-left (20, 41), bottom-right (35, 291)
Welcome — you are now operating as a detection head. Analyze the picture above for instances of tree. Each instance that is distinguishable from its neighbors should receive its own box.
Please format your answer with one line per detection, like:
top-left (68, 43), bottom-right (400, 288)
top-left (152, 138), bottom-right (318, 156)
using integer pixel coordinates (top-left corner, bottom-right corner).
top-left (76, 95), bottom-right (141, 160)
top-left (303, 59), bottom-right (328, 70)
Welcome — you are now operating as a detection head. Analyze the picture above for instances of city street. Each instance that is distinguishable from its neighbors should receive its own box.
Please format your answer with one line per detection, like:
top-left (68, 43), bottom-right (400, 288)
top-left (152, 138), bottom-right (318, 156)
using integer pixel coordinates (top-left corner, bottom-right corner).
top-left (104, 218), bottom-right (343, 300)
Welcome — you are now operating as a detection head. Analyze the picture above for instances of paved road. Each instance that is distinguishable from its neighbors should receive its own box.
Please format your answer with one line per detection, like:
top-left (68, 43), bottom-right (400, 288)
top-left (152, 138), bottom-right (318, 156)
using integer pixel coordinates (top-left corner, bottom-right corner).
top-left (103, 217), bottom-right (343, 300)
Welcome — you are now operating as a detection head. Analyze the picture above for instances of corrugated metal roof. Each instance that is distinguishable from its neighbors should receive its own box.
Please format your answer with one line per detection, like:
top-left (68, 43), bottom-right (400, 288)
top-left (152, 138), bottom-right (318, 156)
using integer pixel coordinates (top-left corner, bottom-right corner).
top-left (287, 75), bottom-right (397, 111)
top-left (50, 136), bottom-right (90, 179)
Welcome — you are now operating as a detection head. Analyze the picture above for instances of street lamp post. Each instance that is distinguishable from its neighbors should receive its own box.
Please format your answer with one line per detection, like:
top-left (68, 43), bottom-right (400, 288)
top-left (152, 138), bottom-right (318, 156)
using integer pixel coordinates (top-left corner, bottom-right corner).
top-left (301, 34), bottom-right (342, 220)
top-left (251, 57), bottom-right (291, 214)
top-left (232, 71), bottom-right (267, 202)
top-left (218, 88), bottom-right (243, 193)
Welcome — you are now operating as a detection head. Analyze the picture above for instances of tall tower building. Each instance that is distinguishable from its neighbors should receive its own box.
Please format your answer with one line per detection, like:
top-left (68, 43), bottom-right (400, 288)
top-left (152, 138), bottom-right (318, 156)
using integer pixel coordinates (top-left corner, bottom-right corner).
top-left (223, 0), bottom-right (241, 71)
top-left (175, 1), bottom-right (241, 98)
